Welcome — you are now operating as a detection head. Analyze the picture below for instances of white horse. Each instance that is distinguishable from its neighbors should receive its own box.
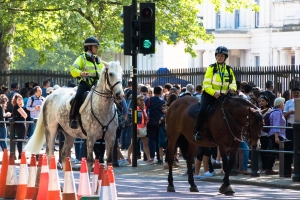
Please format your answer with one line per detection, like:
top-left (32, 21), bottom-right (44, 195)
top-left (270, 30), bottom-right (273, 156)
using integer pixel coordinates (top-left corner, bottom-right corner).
top-left (24, 61), bottom-right (124, 172)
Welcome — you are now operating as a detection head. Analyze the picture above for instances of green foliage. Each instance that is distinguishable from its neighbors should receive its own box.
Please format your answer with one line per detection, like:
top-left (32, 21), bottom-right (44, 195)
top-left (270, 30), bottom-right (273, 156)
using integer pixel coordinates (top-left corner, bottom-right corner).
top-left (0, 0), bottom-right (260, 69)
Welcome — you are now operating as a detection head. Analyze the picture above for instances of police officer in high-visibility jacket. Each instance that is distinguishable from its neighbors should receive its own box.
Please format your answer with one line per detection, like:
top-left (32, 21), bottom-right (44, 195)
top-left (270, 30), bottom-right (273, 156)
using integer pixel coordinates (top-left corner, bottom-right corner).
top-left (193, 46), bottom-right (237, 140)
top-left (69, 36), bottom-right (104, 129)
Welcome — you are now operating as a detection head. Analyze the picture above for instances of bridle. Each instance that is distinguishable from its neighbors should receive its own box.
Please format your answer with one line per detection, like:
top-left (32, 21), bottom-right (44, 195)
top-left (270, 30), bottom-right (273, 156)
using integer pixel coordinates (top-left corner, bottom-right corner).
top-left (220, 97), bottom-right (257, 143)
top-left (90, 66), bottom-right (122, 138)
top-left (91, 67), bottom-right (121, 98)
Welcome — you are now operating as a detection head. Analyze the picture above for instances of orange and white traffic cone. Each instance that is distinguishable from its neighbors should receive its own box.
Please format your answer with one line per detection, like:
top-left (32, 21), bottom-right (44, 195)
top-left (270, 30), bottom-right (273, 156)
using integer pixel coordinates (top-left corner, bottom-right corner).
top-left (108, 164), bottom-right (117, 200)
top-left (36, 155), bottom-right (49, 200)
top-left (47, 155), bottom-right (62, 200)
top-left (4, 152), bottom-right (17, 199)
top-left (78, 158), bottom-right (91, 199)
top-left (25, 154), bottom-right (37, 200)
top-left (99, 169), bottom-right (112, 200)
top-left (32, 154), bottom-right (43, 200)
top-left (0, 148), bottom-right (8, 198)
top-left (92, 159), bottom-right (99, 194)
top-left (62, 157), bottom-right (77, 200)
top-left (15, 152), bottom-right (28, 200)
top-left (97, 164), bottom-right (105, 195)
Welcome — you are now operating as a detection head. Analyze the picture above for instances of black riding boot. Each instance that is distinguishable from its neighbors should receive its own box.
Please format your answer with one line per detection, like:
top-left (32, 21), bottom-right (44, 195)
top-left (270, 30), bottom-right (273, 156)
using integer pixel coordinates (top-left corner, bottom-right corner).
top-left (69, 99), bottom-right (80, 129)
top-left (193, 112), bottom-right (204, 141)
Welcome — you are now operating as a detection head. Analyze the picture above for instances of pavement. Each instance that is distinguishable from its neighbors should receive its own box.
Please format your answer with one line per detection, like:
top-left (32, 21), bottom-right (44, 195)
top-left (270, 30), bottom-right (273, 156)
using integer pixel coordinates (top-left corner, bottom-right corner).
top-left (1, 145), bottom-right (300, 191)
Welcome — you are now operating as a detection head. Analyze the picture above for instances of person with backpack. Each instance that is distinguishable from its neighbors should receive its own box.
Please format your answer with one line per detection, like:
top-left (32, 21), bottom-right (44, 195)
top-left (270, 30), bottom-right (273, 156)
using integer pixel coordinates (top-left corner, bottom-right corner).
top-left (5, 82), bottom-right (19, 113)
top-left (259, 94), bottom-right (273, 174)
top-left (26, 86), bottom-right (44, 137)
top-left (193, 46), bottom-right (237, 141)
top-left (265, 97), bottom-right (289, 175)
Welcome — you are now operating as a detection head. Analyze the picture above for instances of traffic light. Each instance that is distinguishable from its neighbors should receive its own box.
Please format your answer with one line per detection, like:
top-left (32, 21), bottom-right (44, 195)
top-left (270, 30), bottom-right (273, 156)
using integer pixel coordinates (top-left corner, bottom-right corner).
top-left (139, 3), bottom-right (155, 55)
top-left (120, 6), bottom-right (132, 55)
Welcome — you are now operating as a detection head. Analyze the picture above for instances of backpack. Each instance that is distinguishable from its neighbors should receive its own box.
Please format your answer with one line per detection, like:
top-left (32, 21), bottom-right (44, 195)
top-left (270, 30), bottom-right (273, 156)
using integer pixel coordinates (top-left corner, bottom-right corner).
top-left (262, 110), bottom-right (280, 133)
top-left (211, 63), bottom-right (233, 84)
top-left (124, 88), bottom-right (132, 101)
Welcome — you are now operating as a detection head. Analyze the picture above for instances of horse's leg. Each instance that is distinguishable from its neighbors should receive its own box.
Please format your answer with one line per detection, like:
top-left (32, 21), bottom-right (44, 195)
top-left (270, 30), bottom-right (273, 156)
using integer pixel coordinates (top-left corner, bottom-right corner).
top-left (61, 133), bottom-right (75, 170)
top-left (167, 136), bottom-right (175, 192)
top-left (187, 144), bottom-right (198, 192)
top-left (105, 130), bottom-right (116, 164)
top-left (86, 137), bottom-right (96, 174)
top-left (45, 123), bottom-right (58, 165)
top-left (219, 144), bottom-right (236, 195)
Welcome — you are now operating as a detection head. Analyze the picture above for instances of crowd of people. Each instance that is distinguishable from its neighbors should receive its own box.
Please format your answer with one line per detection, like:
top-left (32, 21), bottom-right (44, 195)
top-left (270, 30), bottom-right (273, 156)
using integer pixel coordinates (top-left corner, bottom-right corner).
top-left (0, 42), bottom-right (296, 178)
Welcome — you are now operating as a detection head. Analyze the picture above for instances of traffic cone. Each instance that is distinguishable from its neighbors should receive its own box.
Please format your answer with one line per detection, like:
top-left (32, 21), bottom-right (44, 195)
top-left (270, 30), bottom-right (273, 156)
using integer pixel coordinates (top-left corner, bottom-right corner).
top-left (92, 159), bottom-right (99, 194)
top-left (99, 169), bottom-right (112, 200)
top-left (78, 158), bottom-right (91, 199)
top-left (0, 148), bottom-right (8, 198)
top-left (15, 152), bottom-right (28, 200)
top-left (108, 164), bottom-right (117, 200)
top-left (4, 152), bottom-right (17, 199)
top-left (25, 154), bottom-right (37, 200)
top-left (47, 155), bottom-right (62, 200)
top-left (36, 155), bottom-right (49, 200)
top-left (32, 154), bottom-right (43, 200)
top-left (62, 157), bottom-right (77, 200)
top-left (97, 164), bottom-right (105, 195)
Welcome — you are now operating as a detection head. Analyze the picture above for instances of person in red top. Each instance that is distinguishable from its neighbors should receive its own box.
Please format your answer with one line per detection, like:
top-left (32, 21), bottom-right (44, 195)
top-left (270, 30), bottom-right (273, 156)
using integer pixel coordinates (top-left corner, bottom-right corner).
top-left (126, 95), bottom-right (152, 164)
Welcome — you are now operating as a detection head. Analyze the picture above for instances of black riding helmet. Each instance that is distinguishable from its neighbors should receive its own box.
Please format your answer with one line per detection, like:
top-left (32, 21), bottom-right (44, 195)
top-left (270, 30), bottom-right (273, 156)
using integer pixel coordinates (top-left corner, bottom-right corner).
top-left (84, 36), bottom-right (100, 52)
top-left (215, 46), bottom-right (228, 59)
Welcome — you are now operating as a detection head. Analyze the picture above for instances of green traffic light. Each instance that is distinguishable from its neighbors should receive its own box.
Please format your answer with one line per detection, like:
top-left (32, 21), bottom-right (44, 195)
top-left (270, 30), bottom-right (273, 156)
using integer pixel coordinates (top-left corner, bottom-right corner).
top-left (142, 39), bottom-right (152, 49)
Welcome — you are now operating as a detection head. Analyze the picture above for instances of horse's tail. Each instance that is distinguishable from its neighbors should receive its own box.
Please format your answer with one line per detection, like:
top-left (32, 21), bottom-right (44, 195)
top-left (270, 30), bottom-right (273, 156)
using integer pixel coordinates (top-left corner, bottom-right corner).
top-left (23, 109), bottom-right (46, 154)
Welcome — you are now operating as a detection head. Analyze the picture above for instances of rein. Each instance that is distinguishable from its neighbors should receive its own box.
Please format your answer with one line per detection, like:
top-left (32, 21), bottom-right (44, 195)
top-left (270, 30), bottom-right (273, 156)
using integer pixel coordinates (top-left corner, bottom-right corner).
top-left (89, 66), bottom-right (121, 139)
top-left (220, 98), bottom-right (252, 143)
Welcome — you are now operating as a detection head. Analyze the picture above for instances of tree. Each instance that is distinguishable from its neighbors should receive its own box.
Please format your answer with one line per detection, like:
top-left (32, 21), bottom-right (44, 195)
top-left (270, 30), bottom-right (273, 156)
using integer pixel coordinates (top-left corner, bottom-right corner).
top-left (0, 0), bottom-right (259, 70)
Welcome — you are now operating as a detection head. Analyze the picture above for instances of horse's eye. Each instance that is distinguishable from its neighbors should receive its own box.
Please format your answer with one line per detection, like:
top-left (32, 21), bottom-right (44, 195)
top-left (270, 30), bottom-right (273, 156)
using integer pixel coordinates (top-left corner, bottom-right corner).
top-left (109, 73), bottom-right (113, 76)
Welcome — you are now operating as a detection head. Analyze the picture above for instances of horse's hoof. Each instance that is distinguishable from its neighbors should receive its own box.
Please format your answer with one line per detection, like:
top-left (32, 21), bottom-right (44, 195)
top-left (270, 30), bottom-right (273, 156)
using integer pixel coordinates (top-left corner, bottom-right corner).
top-left (219, 184), bottom-right (235, 194)
top-left (189, 186), bottom-right (199, 192)
top-left (167, 186), bottom-right (175, 192)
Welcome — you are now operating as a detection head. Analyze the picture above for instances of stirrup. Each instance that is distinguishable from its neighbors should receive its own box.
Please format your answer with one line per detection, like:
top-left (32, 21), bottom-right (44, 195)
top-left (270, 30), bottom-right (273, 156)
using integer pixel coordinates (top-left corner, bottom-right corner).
top-left (70, 119), bottom-right (78, 129)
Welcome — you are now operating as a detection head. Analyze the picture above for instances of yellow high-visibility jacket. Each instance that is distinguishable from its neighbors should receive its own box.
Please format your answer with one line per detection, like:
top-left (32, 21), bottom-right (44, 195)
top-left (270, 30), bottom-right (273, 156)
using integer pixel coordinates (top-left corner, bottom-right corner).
top-left (203, 63), bottom-right (237, 96)
top-left (70, 53), bottom-right (104, 86)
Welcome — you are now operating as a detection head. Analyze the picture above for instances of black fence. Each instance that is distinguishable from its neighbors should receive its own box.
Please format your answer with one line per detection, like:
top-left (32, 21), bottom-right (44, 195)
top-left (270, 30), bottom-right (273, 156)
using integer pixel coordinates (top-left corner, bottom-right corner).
top-left (1, 65), bottom-right (300, 94)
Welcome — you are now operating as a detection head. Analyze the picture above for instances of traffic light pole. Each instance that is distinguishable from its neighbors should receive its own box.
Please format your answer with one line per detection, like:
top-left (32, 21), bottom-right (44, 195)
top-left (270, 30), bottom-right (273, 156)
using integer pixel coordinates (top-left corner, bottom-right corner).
top-left (132, 0), bottom-right (138, 168)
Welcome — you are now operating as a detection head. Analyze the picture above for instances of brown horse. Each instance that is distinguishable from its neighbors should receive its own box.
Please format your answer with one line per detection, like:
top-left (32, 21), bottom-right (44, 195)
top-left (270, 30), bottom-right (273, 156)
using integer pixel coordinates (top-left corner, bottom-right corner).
top-left (166, 95), bottom-right (263, 195)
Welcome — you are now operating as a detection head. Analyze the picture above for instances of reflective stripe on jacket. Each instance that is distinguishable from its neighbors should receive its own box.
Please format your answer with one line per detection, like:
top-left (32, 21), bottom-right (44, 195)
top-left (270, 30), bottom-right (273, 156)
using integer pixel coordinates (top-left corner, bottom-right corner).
top-left (70, 53), bottom-right (104, 85)
top-left (202, 63), bottom-right (237, 96)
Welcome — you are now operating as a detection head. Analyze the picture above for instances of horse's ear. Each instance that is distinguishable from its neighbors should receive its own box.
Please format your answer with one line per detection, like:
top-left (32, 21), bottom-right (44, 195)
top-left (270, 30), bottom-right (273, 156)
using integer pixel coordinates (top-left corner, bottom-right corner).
top-left (103, 61), bottom-right (109, 67)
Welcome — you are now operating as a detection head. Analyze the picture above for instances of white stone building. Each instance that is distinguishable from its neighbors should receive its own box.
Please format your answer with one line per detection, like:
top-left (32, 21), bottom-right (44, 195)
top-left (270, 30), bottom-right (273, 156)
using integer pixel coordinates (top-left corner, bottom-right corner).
top-left (107, 0), bottom-right (300, 70)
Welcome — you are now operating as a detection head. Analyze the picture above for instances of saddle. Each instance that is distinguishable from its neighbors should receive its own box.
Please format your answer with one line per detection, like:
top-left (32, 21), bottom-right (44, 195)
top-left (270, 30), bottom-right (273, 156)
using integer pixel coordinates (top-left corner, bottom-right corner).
top-left (187, 101), bottom-right (218, 120)
top-left (69, 91), bottom-right (89, 111)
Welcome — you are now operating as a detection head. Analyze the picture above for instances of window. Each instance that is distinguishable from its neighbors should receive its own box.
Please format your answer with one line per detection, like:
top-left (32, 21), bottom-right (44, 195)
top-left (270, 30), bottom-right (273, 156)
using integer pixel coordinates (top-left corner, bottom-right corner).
top-left (255, 0), bottom-right (259, 28)
top-left (255, 56), bottom-right (260, 67)
top-left (235, 10), bottom-right (240, 29)
top-left (216, 11), bottom-right (221, 29)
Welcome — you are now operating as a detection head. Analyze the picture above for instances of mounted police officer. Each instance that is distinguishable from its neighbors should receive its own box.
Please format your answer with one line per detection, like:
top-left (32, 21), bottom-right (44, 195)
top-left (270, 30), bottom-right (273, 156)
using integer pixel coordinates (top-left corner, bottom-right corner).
top-left (69, 36), bottom-right (104, 129)
top-left (193, 46), bottom-right (237, 141)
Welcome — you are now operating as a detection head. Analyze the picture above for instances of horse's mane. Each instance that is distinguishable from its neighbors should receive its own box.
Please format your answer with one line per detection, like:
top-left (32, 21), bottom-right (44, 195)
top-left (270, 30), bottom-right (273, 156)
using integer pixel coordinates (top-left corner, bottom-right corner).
top-left (99, 60), bottom-right (123, 81)
top-left (224, 96), bottom-right (262, 125)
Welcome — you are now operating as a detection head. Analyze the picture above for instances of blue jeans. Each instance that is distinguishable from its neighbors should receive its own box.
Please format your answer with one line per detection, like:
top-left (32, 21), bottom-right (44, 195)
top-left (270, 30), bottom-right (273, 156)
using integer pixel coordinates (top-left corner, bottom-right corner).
top-left (121, 114), bottom-right (132, 149)
top-left (74, 138), bottom-right (82, 160)
top-left (0, 127), bottom-right (7, 151)
top-left (239, 141), bottom-right (249, 171)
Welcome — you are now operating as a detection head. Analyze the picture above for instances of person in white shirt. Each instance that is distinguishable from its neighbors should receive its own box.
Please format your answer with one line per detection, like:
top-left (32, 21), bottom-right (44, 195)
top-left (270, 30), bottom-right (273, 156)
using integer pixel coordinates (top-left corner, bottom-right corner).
top-left (283, 87), bottom-right (300, 141)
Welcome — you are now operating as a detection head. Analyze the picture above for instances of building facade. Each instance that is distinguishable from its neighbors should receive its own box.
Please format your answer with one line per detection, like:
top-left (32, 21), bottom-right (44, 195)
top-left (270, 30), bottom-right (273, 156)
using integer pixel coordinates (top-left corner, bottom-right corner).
top-left (106, 0), bottom-right (300, 71)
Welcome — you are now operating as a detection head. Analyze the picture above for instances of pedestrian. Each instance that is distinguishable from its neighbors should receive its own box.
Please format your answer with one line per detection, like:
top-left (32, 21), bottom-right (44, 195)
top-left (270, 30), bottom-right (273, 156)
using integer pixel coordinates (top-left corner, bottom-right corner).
top-left (0, 94), bottom-right (11, 151)
top-left (12, 94), bottom-right (27, 159)
top-left (193, 46), bottom-right (237, 141)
